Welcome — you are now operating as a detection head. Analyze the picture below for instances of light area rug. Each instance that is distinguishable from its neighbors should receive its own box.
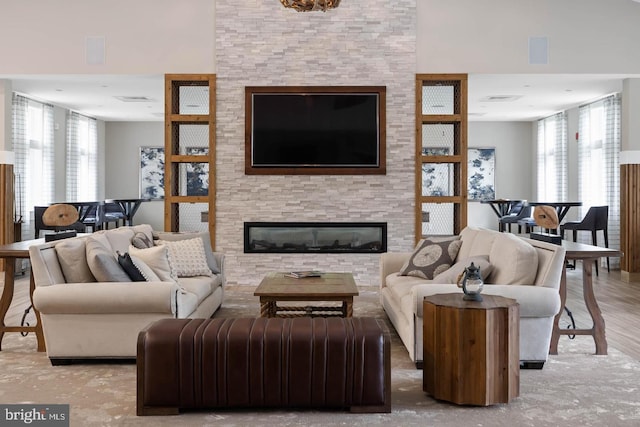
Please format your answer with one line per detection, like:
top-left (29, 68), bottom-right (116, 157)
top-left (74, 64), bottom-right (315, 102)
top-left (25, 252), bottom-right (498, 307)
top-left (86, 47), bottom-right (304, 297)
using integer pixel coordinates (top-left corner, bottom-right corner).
top-left (1, 286), bottom-right (639, 427)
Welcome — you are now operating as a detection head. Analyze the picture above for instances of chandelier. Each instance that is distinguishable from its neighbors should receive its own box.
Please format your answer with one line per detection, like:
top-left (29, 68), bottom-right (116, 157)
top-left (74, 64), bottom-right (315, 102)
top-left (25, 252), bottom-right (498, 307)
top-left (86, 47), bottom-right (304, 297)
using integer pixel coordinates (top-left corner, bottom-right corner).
top-left (280, 0), bottom-right (341, 12)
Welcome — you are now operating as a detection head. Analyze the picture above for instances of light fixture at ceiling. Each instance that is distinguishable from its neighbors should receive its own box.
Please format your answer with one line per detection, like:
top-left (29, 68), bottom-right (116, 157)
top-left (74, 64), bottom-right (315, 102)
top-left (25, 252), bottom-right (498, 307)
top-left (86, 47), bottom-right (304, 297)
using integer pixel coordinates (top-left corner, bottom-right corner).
top-left (280, 0), bottom-right (340, 12)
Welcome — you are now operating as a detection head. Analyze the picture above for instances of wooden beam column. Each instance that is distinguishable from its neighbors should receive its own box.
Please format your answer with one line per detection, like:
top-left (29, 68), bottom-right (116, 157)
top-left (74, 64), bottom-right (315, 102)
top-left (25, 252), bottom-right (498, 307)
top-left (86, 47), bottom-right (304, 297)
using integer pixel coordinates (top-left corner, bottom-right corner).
top-left (0, 151), bottom-right (15, 271)
top-left (620, 160), bottom-right (640, 282)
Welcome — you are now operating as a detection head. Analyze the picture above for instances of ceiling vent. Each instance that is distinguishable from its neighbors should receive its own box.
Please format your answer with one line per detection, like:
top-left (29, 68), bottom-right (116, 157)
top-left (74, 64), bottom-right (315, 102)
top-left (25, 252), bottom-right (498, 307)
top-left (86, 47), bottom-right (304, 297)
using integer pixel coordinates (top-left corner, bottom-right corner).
top-left (479, 95), bottom-right (522, 102)
top-left (114, 96), bottom-right (156, 102)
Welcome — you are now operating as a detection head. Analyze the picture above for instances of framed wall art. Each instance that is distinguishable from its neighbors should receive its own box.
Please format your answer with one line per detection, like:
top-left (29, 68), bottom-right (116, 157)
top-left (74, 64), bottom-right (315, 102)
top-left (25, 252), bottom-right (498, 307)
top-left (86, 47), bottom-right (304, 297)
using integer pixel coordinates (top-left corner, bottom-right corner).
top-left (139, 146), bottom-right (164, 200)
top-left (468, 147), bottom-right (495, 201)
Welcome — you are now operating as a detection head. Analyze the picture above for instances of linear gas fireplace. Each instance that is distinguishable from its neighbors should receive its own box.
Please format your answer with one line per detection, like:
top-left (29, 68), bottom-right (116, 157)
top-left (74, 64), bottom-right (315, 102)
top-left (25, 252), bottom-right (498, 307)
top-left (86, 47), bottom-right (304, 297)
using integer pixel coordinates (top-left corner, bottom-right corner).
top-left (244, 222), bottom-right (387, 254)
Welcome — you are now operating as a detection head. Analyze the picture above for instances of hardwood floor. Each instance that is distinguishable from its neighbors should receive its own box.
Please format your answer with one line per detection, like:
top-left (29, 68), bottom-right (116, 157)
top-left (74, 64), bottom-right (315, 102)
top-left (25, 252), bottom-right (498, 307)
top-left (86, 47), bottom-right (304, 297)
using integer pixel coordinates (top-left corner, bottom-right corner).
top-left (2, 265), bottom-right (640, 361)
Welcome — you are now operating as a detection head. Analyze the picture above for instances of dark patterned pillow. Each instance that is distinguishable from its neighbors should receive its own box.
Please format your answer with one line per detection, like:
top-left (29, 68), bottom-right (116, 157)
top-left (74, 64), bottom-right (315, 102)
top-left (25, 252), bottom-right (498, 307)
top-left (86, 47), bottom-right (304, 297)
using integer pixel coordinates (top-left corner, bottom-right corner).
top-left (117, 251), bottom-right (146, 282)
top-left (131, 231), bottom-right (154, 249)
top-left (399, 237), bottom-right (462, 280)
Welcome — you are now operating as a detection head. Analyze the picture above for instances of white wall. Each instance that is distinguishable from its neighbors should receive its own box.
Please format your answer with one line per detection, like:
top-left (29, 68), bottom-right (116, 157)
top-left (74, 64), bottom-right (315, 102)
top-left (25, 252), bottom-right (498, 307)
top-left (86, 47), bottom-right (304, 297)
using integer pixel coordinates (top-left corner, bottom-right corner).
top-left (104, 122), bottom-right (164, 229)
top-left (0, 0), bottom-right (215, 74)
top-left (467, 122), bottom-right (534, 230)
top-left (417, 0), bottom-right (640, 73)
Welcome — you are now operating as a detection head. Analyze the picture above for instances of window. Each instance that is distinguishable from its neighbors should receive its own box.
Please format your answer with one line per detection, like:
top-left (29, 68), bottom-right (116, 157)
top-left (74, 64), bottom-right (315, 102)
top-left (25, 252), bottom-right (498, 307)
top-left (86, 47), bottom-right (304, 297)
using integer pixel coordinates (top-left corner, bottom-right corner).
top-left (66, 111), bottom-right (98, 201)
top-left (12, 94), bottom-right (55, 239)
top-left (536, 112), bottom-right (567, 201)
top-left (578, 94), bottom-right (620, 263)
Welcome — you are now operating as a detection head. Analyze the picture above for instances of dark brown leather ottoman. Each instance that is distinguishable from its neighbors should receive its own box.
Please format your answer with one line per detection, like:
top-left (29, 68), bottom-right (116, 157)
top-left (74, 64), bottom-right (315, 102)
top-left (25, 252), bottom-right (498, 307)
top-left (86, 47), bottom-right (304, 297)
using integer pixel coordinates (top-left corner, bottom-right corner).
top-left (137, 317), bottom-right (391, 415)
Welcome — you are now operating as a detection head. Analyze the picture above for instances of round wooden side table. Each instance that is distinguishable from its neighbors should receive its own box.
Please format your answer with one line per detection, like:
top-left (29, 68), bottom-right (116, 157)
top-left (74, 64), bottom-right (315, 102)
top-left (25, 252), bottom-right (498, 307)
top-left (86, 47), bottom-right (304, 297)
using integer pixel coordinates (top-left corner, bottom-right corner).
top-left (422, 293), bottom-right (520, 406)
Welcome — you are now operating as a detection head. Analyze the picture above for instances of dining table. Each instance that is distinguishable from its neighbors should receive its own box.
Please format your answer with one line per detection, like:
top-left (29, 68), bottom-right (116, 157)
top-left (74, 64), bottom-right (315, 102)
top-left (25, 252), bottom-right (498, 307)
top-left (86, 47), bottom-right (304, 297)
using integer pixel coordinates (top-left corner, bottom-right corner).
top-left (104, 198), bottom-right (149, 226)
top-left (480, 199), bottom-right (525, 218)
top-left (527, 201), bottom-right (582, 224)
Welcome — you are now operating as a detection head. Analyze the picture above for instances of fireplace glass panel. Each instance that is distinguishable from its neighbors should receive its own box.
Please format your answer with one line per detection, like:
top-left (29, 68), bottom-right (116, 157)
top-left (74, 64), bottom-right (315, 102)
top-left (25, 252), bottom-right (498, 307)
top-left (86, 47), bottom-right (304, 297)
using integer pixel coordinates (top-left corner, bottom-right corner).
top-left (245, 222), bottom-right (387, 254)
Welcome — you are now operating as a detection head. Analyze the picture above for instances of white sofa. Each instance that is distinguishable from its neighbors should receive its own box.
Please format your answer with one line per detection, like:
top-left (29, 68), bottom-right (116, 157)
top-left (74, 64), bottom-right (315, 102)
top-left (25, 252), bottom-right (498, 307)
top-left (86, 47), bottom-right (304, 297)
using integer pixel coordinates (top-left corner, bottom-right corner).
top-left (380, 227), bottom-right (566, 369)
top-left (29, 224), bottom-right (225, 364)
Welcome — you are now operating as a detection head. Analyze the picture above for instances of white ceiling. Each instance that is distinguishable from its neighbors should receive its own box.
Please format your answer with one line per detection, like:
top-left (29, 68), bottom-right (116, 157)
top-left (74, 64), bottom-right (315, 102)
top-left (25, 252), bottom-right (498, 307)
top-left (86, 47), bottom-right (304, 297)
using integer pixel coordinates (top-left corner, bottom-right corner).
top-left (3, 73), bottom-right (639, 122)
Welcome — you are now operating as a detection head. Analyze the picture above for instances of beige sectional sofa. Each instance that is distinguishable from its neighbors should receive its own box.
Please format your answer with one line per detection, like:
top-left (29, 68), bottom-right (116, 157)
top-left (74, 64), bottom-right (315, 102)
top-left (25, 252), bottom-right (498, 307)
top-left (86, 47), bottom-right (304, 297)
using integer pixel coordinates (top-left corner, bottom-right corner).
top-left (380, 227), bottom-right (566, 369)
top-left (29, 224), bottom-right (225, 364)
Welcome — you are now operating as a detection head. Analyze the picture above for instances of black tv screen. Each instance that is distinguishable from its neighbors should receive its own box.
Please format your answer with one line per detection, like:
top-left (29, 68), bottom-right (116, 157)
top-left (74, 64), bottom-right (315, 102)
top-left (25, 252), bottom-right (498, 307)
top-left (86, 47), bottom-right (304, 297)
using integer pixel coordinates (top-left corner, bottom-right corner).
top-left (245, 86), bottom-right (386, 175)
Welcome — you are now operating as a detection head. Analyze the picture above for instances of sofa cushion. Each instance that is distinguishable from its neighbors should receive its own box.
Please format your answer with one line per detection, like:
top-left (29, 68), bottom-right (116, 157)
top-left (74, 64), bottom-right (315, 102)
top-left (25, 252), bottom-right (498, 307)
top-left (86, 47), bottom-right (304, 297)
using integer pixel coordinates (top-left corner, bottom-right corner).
top-left (177, 276), bottom-right (214, 303)
top-left (131, 232), bottom-right (154, 249)
top-left (458, 227), bottom-right (500, 260)
top-left (129, 245), bottom-right (177, 282)
top-left (176, 289), bottom-right (199, 318)
top-left (117, 251), bottom-right (146, 282)
top-left (432, 255), bottom-right (493, 284)
top-left (157, 237), bottom-right (212, 277)
top-left (130, 255), bottom-right (161, 282)
top-left (487, 233), bottom-right (539, 285)
top-left (154, 231), bottom-right (220, 274)
top-left (89, 232), bottom-right (113, 253)
top-left (399, 237), bottom-right (462, 280)
top-left (386, 272), bottom-right (431, 304)
top-left (54, 238), bottom-right (96, 283)
top-left (86, 238), bottom-right (130, 282)
top-left (103, 227), bottom-right (136, 254)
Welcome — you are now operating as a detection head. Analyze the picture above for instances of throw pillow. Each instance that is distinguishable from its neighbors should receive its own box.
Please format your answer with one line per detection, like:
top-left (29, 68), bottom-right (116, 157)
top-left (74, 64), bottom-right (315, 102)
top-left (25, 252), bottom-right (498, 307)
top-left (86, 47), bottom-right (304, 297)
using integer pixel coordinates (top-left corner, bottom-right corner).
top-left (154, 231), bottom-right (220, 274)
top-left (116, 251), bottom-right (146, 282)
top-left (131, 231), bottom-right (154, 249)
top-left (156, 237), bottom-right (212, 277)
top-left (54, 238), bottom-right (96, 283)
top-left (432, 255), bottom-right (493, 284)
top-left (130, 254), bottom-right (161, 282)
top-left (488, 233), bottom-right (539, 285)
top-left (85, 238), bottom-right (130, 282)
top-left (399, 237), bottom-right (463, 280)
top-left (129, 244), bottom-right (176, 282)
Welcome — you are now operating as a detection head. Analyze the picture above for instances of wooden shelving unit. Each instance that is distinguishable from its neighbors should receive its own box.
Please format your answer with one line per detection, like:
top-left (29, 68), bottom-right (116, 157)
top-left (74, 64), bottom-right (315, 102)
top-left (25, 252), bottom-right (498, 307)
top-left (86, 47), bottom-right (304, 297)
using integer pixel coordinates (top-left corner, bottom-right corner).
top-left (164, 74), bottom-right (216, 247)
top-left (415, 74), bottom-right (468, 242)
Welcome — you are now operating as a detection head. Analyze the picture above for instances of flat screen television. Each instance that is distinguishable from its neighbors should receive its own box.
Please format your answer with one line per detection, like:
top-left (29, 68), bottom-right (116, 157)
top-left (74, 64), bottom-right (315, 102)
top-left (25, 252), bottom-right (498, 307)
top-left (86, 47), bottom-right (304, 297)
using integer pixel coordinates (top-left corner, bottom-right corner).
top-left (245, 86), bottom-right (386, 175)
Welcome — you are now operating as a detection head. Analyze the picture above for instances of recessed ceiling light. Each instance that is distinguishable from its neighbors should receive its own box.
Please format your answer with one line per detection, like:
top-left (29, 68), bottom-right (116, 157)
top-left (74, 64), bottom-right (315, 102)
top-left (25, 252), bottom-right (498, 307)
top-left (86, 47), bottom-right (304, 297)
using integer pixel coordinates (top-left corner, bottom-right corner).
top-left (114, 96), bottom-right (155, 102)
top-left (480, 95), bottom-right (522, 102)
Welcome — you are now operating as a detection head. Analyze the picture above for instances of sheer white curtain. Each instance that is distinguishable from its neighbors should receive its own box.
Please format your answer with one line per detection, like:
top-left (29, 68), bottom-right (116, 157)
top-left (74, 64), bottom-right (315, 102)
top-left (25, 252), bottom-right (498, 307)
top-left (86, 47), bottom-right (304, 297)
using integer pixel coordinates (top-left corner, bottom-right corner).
top-left (65, 111), bottom-right (98, 201)
top-left (12, 93), bottom-right (55, 239)
top-left (578, 94), bottom-right (621, 266)
top-left (536, 112), bottom-right (568, 201)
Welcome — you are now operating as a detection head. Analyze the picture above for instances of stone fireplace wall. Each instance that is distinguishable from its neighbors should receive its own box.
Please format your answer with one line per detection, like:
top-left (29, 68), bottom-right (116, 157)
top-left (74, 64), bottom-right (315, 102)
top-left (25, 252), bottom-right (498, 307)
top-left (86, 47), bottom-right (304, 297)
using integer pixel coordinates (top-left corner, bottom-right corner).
top-left (215, 1), bottom-right (416, 286)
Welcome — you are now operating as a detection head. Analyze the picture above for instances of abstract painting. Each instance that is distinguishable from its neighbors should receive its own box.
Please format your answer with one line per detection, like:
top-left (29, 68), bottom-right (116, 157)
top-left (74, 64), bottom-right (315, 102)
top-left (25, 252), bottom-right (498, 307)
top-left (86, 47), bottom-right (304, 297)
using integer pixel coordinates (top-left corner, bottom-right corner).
top-left (421, 147), bottom-right (451, 197)
top-left (139, 146), bottom-right (164, 200)
top-left (186, 147), bottom-right (209, 196)
top-left (468, 147), bottom-right (495, 201)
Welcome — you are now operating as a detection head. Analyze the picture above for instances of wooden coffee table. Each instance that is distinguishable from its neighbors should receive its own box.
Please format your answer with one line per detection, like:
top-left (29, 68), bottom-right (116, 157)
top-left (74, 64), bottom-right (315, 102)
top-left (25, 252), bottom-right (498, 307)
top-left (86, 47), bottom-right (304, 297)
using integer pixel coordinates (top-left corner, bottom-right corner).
top-left (254, 272), bottom-right (359, 318)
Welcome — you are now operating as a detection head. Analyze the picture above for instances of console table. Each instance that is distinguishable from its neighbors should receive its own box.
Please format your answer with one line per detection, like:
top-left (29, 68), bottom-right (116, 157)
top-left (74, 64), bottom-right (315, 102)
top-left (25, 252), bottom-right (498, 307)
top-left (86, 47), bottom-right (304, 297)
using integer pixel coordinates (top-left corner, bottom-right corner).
top-left (0, 239), bottom-right (46, 352)
top-left (549, 240), bottom-right (622, 356)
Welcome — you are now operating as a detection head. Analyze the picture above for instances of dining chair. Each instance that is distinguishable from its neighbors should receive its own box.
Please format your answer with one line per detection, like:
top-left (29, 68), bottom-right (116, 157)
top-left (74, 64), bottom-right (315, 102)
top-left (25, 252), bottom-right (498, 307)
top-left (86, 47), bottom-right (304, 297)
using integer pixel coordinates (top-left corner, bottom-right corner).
top-left (560, 205), bottom-right (610, 275)
top-left (499, 204), bottom-right (532, 233)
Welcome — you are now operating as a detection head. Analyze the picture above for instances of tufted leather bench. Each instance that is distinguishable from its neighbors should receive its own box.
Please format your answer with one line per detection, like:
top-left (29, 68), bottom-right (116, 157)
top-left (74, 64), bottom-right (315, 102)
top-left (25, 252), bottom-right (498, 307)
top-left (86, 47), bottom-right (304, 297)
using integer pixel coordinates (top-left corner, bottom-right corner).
top-left (136, 317), bottom-right (391, 415)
